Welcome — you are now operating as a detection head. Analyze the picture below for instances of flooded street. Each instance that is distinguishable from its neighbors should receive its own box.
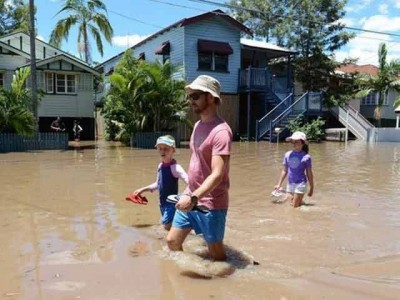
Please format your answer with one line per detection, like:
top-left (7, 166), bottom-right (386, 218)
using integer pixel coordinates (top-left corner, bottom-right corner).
top-left (1, 140), bottom-right (400, 299)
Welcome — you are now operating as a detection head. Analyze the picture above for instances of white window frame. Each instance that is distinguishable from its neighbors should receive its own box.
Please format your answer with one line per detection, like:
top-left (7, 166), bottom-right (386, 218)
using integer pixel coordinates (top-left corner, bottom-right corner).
top-left (361, 92), bottom-right (377, 106)
top-left (45, 72), bottom-right (53, 93)
top-left (56, 73), bottom-right (77, 94)
top-left (382, 92), bottom-right (389, 105)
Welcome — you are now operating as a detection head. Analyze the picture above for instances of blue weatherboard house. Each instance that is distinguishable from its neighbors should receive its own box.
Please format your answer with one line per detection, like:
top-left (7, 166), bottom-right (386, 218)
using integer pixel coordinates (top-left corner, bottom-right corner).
top-left (96, 10), bottom-right (320, 141)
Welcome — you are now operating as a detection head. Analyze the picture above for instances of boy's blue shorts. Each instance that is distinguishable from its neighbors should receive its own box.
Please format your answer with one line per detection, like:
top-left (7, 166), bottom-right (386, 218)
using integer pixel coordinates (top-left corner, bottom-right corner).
top-left (172, 209), bottom-right (227, 243)
top-left (160, 203), bottom-right (176, 225)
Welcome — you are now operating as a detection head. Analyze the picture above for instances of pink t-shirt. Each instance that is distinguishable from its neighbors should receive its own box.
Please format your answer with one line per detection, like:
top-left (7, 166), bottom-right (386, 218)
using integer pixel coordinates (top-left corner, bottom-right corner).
top-left (185, 117), bottom-right (232, 210)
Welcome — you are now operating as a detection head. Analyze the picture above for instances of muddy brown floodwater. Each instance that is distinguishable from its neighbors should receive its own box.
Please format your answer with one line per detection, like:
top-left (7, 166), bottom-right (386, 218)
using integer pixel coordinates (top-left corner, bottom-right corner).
top-left (1, 140), bottom-right (400, 299)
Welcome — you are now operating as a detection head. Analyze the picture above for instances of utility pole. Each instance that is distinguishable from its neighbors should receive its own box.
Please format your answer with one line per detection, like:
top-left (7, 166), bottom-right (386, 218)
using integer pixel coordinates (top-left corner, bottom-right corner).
top-left (29, 0), bottom-right (38, 130)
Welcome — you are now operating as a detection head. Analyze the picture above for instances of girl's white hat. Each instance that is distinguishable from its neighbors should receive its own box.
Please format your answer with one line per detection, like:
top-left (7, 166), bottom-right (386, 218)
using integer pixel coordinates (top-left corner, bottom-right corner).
top-left (286, 131), bottom-right (307, 142)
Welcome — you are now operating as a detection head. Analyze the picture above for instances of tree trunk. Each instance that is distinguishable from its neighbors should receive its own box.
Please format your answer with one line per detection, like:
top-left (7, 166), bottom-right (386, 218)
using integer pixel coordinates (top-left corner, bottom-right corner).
top-left (29, 0), bottom-right (38, 130)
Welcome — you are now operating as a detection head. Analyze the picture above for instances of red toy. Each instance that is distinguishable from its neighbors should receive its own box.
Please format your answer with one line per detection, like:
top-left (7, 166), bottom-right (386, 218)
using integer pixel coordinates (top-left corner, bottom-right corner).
top-left (125, 193), bottom-right (148, 205)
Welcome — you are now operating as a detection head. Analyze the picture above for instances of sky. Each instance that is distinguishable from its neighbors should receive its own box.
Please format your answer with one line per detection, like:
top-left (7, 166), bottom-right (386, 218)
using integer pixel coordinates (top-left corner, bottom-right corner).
top-left (34, 0), bottom-right (400, 66)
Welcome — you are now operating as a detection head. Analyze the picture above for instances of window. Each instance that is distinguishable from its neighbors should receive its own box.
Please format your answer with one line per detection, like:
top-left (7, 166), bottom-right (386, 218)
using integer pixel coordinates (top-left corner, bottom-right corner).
top-left (197, 40), bottom-right (232, 72)
top-left (56, 74), bottom-right (76, 94)
top-left (198, 52), bottom-right (212, 70)
top-left (361, 92), bottom-right (377, 105)
top-left (382, 93), bottom-right (388, 105)
top-left (155, 41), bottom-right (170, 63)
top-left (198, 52), bottom-right (229, 72)
top-left (45, 73), bottom-right (53, 93)
top-left (162, 53), bottom-right (170, 64)
top-left (45, 72), bottom-right (77, 94)
top-left (214, 54), bottom-right (228, 72)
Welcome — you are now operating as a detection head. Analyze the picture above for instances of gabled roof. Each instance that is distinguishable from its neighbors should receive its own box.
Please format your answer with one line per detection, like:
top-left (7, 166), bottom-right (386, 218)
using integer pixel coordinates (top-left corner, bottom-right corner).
top-left (0, 40), bottom-right (31, 59)
top-left (336, 63), bottom-right (378, 76)
top-left (18, 54), bottom-right (100, 76)
top-left (96, 9), bottom-right (252, 69)
top-left (0, 31), bottom-right (94, 68)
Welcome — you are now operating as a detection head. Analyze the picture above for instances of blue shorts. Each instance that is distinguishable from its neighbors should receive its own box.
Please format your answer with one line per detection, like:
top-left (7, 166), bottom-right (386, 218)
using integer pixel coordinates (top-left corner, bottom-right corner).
top-left (172, 209), bottom-right (227, 243)
top-left (160, 203), bottom-right (176, 225)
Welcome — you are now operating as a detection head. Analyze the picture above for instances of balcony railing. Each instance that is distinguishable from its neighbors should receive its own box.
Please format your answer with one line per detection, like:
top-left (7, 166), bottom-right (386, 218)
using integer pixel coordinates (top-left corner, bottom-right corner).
top-left (239, 67), bottom-right (270, 91)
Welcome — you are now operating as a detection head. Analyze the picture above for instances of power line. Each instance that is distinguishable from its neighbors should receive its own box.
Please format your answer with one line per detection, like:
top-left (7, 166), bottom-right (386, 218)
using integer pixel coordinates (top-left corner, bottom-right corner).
top-left (184, 0), bottom-right (400, 39)
top-left (108, 0), bottom-right (400, 48)
top-left (108, 9), bottom-right (163, 30)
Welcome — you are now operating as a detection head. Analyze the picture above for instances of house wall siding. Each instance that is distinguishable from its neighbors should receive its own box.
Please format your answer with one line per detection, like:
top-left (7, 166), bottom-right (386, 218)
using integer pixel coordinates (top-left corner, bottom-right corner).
top-left (103, 26), bottom-right (185, 76)
top-left (38, 93), bottom-right (93, 118)
top-left (37, 71), bottom-right (94, 118)
top-left (0, 54), bottom-right (28, 70)
top-left (360, 89), bottom-right (399, 120)
top-left (184, 19), bottom-right (242, 93)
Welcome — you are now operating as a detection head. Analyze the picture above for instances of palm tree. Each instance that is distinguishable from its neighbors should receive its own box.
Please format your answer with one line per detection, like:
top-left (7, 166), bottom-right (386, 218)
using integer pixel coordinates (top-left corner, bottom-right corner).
top-left (0, 67), bottom-right (36, 136)
top-left (102, 50), bottom-right (188, 144)
top-left (49, 0), bottom-right (113, 64)
top-left (143, 60), bottom-right (188, 131)
top-left (356, 43), bottom-right (400, 127)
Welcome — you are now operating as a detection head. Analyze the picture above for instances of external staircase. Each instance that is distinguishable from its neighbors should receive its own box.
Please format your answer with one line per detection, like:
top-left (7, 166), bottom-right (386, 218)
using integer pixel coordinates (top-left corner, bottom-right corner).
top-left (256, 92), bottom-right (311, 141)
top-left (330, 105), bottom-right (375, 141)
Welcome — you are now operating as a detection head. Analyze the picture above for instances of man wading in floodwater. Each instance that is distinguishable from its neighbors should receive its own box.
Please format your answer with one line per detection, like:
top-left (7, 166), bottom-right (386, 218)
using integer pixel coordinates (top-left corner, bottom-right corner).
top-left (166, 75), bottom-right (232, 261)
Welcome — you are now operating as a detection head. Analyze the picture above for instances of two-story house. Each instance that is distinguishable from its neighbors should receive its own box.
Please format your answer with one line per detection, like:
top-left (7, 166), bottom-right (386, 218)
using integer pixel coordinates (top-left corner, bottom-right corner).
top-left (96, 10), bottom-right (299, 141)
top-left (0, 31), bottom-right (100, 140)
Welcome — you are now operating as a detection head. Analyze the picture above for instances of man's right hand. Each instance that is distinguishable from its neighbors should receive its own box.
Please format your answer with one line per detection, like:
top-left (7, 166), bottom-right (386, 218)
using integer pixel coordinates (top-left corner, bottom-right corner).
top-left (176, 194), bottom-right (195, 212)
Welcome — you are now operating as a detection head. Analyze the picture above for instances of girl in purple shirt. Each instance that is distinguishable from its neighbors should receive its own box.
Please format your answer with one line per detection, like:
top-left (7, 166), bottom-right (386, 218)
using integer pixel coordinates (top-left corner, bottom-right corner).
top-left (274, 131), bottom-right (314, 207)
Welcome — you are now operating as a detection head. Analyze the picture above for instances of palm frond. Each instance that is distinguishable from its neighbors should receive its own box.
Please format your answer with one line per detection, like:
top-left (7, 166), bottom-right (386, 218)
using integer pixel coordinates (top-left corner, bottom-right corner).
top-left (354, 89), bottom-right (372, 99)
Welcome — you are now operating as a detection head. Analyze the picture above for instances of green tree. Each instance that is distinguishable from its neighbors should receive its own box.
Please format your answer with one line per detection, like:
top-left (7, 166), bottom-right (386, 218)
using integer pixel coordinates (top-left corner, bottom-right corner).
top-left (355, 43), bottom-right (400, 127)
top-left (101, 50), bottom-right (188, 144)
top-left (0, 67), bottom-right (36, 136)
top-left (228, 0), bottom-right (354, 91)
top-left (143, 60), bottom-right (187, 132)
top-left (49, 0), bottom-right (113, 64)
top-left (0, 0), bottom-right (31, 35)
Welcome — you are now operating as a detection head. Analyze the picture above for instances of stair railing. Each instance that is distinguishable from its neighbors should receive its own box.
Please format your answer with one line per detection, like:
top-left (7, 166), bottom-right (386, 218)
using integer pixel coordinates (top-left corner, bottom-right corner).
top-left (330, 104), bottom-right (375, 141)
top-left (269, 92), bottom-right (309, 137)
top-left (256, 93), bottom-right (293, 141)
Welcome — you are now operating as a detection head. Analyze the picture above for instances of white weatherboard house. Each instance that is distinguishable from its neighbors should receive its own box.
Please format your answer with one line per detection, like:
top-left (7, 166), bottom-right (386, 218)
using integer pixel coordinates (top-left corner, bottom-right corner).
top-left (0, 31), bottom-right (100, 140)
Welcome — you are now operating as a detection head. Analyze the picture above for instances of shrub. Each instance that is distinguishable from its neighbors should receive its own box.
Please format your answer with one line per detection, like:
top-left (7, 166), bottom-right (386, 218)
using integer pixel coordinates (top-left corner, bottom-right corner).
top-left (286, 115), bottom-right (325, 141)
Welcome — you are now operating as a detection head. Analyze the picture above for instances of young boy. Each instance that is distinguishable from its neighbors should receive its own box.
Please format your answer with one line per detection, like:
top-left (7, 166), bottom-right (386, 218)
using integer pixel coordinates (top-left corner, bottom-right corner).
top-left (134, 135), bottom-right (188, 230)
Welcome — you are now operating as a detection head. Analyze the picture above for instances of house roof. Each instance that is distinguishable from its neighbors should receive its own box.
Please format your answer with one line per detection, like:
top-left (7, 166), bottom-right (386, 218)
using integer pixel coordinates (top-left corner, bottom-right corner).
top-left (240, 38), bottom-right (297, 58)
top-left (18, 54), bottom-right (100, 76)
top-left (336, 63), bottom-right (378, 76)
top-left (0, 31), bottom-right (95, 69)
top-left (0, 40), bottom-right (31, 59)
top-left (95, 9), bottom-right (252, 69)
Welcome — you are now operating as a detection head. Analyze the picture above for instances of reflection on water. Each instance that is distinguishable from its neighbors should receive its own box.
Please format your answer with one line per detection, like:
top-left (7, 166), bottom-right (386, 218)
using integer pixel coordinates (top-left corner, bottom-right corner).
top-left (1, 140), bottom-right (400, 299)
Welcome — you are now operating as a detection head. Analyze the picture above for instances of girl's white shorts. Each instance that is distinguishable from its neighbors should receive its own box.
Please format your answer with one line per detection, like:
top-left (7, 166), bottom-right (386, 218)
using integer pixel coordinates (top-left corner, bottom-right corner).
top-left (286, 182), bottom-right (307, 194)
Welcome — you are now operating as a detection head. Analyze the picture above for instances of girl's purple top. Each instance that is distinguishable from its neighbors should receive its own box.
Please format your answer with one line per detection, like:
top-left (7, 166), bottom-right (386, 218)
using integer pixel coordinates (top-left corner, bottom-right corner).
top-left (283, 150), bottom-right (312, 184)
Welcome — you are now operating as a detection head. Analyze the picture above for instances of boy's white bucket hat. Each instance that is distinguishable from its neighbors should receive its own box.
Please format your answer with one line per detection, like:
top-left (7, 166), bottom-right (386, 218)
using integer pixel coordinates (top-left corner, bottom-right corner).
top-left (155, 136), bottom-right (175, 147)
top-left (286, 131), bottom-right (307, 142)
top-left (185, 75), bottom-right (221, 101)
